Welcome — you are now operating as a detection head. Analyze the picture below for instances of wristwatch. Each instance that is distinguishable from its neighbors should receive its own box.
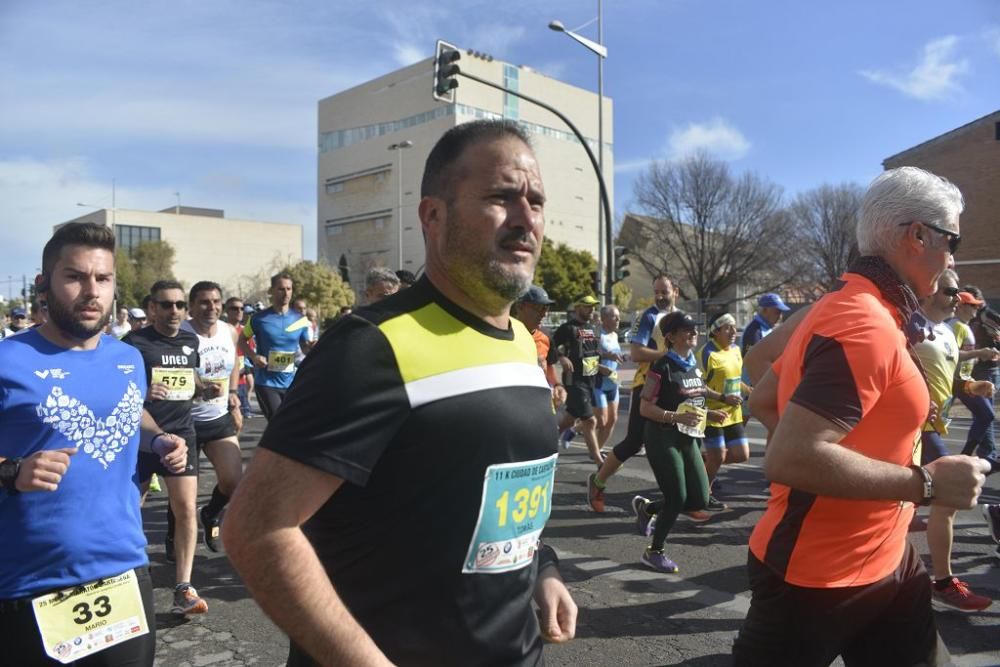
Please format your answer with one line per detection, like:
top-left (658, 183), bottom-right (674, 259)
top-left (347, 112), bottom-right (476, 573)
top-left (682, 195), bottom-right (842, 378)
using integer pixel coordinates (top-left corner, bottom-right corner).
top-left (0, 458), bottom-right (22, 495)
top-left (911, 465), bottom-right (934, 505)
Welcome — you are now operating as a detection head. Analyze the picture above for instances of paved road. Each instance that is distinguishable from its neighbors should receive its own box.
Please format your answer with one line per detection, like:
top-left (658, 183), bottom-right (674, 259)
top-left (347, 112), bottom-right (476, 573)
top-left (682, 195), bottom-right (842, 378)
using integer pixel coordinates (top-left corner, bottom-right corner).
top-left (142, 408), bottom-right (1000, 667)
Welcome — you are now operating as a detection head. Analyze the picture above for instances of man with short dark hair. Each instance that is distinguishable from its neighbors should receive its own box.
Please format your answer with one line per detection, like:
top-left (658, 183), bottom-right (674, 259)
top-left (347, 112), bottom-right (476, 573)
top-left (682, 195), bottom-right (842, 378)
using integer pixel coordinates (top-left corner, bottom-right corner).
top-left (182, 281), bottom-right (244, 554)
top-left (126, 279), bottom-right (211, 616)
top-left (1, 222), bottom-right (187, 664)
top-left (238, 272), bottom-right (312, 420)
top-left (225, 119), bottom-right (576, 665)
top-left (395, 269), bottom-right (417, 289)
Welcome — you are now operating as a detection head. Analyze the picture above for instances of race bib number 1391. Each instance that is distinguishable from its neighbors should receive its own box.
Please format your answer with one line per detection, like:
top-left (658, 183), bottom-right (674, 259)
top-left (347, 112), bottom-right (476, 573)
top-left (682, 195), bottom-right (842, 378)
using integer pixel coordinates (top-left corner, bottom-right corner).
top-left (462, 453), bottom-right (558, 574)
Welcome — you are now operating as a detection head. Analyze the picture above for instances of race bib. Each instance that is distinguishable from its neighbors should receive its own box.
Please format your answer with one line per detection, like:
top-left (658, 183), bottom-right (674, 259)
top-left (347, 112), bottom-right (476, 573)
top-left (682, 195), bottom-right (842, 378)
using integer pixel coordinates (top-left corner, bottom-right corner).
top-left (607, 370), bottom-right (619, 385)
top-left (463, 453), bottom-right (558, 574)
top-left (676, 401), bottom-right (707, 438)
top-left (32, 571), bottom-right (149, 665)
top-left (198, 377), bottom-right (229, 405)
top-left (151, 367), bottom-right (195, 401)
top-left (267, 350), bottom-right (295, 373)
top-left (582, 355), bottom-right (600, 377)
top-left (723, 377), bottom-right (742, 397)
top-left (939, 397), bottom-right (954, 430)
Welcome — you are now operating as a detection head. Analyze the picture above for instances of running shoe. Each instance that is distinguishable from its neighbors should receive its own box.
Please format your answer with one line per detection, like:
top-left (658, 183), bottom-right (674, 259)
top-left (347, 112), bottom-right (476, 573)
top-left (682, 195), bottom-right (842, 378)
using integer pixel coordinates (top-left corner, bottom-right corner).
top-left (172, 585), bottom-right (209, 616)
top-left (148, 473), bottom-right (161, 493)
top-left (982, 504), bottom-right (1000, 543)
top-left (559, 428), bottom-right (576, 449)
top-left (200, 505), bottom-right (223, 553)
top-left (706, 495), bottom-right (728, 512)
top-left (682, 510), bottom-right (712, 523)
top-left (632, 495), bottom-right (654, 536)
top-left (932, 577), bottom-right (992, 612)
top-left (165, 533), bottom-right (175, 564)
top-left (641, 547), bottom-right (679, 574)
top-left (587, 473), bottom-right (605, 513)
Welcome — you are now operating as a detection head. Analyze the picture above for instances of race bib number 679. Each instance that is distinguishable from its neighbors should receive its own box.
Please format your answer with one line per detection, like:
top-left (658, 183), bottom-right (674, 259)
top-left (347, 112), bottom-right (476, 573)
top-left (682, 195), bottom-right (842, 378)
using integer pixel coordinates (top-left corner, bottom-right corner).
top-left (462, 453), bottom-right (558, 574)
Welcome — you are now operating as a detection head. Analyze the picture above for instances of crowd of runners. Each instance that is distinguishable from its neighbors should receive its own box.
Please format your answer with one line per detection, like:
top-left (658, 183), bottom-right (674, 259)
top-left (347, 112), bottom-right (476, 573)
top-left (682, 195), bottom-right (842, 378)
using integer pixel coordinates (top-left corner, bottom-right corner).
top-left (2, 119), bottom-right (999, 666)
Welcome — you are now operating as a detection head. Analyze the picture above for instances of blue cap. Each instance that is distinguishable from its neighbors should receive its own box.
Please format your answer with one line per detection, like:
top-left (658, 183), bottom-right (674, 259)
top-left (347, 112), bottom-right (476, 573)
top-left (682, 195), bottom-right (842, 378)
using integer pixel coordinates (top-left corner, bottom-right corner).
top-left (520, 285), bottom-right (555, 306)
top-left (10, 307), bottom-right (26, 318)
top-left (758, 293), bottom-right (790, 312)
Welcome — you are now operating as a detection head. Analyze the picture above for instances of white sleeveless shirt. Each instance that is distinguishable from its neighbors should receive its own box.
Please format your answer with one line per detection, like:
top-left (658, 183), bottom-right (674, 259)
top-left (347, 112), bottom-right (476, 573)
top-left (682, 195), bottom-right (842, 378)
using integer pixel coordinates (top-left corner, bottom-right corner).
top-left (181, 320), bottom-right (237, 422)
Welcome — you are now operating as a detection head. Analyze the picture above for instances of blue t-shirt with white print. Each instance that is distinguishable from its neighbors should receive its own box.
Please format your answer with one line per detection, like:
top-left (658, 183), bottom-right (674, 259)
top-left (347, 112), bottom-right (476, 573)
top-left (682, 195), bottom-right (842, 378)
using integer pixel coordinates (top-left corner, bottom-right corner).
top-left (0, 329), bottom-right (149, 598)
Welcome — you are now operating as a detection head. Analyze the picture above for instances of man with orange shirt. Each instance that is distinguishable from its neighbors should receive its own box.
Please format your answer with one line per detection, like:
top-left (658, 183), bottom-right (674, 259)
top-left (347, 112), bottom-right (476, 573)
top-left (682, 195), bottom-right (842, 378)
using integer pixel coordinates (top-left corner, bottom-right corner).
top-left (515, 285), bottom-right (566, 408)
top-left (733, 167), bottom-right (989, 666)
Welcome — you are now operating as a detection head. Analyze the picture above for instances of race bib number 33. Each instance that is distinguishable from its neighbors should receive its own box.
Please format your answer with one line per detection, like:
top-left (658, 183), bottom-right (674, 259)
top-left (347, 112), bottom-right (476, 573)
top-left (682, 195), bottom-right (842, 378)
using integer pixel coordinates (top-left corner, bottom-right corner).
top-left (31, 570), bottom-right (148, 664)
top-left (463, 453), bottom-right (558, 574)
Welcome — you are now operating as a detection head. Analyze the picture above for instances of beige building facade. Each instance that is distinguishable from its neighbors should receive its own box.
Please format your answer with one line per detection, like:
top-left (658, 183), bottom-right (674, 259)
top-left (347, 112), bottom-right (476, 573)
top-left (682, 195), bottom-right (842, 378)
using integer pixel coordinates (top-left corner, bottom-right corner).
top-left (61, 207), bottom-right (302, 296)
top-left (317, 46), bottom-right (613, 298)
top-left (883, 110), bottom-right (1000, 303)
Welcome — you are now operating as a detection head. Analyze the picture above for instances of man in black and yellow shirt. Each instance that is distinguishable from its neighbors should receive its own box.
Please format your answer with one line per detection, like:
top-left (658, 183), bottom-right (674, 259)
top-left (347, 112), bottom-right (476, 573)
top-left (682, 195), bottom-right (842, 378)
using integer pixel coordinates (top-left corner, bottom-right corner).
top-left (224, 120), bottom-right (576, 666)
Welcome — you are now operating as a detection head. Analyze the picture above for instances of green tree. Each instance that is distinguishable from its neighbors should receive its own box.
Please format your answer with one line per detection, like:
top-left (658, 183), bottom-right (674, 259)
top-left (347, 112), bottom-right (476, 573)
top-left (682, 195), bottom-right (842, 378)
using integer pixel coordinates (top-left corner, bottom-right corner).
top-left (115, 241), bottom-right (176, 307)
top-left (613, 282), bottom-right (632, 312)
top-left (534, 238), bottom-right (597, 310)
top-left (282, 260), bottom-right (355, 323)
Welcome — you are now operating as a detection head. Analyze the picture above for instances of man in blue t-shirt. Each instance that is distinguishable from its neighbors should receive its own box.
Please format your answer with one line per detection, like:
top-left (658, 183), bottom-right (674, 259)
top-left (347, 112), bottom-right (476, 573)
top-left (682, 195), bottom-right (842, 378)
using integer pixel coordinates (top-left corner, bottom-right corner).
top-left (0, 223), bottom-right (187, 665)
top-left (238, 272), bottom-right (313, 420)
top-left (739, 292), bottom-right (790, 423)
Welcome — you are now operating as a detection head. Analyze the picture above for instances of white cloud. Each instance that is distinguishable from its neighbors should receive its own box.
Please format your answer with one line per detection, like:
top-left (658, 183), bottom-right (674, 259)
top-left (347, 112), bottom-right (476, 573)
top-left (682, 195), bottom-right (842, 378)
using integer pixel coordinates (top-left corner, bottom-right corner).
top-left (668, 118), bottom-right (751, 160)
top-left (985, 27), bottom-right (1000, 59)
top-left (393, 43), bottom-right (427, 67)
top-left (860, 35), bottom-right (969, 100)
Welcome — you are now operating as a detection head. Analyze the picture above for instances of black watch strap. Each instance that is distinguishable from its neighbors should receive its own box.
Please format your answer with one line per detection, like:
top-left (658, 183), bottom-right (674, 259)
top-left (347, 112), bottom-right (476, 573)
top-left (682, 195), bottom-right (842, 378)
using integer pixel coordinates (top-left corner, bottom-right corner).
top-left (1, 458), bottom-right (22, 495)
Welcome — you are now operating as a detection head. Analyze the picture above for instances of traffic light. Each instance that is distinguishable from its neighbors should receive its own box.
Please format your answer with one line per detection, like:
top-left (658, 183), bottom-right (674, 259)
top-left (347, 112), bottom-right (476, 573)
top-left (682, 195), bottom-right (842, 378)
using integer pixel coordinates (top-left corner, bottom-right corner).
top-left (433, 40), bottom-right (461, 103)
top-left (590, 271), bottom-right (601, 297)
top-left (612, 246), bottom-right (631, 285)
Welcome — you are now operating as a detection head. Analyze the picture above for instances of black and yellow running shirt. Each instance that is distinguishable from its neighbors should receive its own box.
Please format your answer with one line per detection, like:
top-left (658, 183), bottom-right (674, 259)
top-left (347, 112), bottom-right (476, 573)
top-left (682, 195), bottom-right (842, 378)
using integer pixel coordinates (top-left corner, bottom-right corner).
top-left (259, 276), bottom-right (557, 666)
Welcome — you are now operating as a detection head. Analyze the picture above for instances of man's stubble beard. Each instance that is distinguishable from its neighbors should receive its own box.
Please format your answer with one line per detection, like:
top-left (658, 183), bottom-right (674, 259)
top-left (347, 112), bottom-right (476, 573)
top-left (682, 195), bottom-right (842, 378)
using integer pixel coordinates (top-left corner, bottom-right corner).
top-left (47, 293), bottom-right (111, 340)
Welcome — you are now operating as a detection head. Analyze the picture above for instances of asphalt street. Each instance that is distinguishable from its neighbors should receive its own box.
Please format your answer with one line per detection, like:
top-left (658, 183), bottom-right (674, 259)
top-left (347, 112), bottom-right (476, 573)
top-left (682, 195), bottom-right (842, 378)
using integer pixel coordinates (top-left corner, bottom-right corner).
top-left (141, 401), bottom-right (1000, 667)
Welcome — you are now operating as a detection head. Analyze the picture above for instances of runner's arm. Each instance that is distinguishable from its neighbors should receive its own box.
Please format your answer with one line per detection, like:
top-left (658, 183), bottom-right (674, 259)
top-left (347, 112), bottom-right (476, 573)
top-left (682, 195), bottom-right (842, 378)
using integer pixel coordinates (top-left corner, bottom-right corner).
top-left (228, 324), bottom-right (242, 412)
top-left (224, 448), bottom-right (393, 666)
top-left (628, 342), bottom-right (662, 364)
top-left (765, 403), bottom-right (985, 508)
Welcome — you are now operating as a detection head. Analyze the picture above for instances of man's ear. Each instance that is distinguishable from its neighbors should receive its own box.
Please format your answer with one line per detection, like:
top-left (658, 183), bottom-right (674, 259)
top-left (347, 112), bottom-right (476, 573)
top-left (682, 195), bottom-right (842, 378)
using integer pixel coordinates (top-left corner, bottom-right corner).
top-left (419, 196), bottom-right (444, 235)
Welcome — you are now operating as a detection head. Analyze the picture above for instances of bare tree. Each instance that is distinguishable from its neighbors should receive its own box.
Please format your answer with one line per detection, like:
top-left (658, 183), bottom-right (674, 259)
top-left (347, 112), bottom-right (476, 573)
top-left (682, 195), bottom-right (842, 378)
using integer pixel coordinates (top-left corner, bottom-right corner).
top-left (628, 151), bottom-right (797, 302)
top-left (788, 183), bottom-right (863, 293)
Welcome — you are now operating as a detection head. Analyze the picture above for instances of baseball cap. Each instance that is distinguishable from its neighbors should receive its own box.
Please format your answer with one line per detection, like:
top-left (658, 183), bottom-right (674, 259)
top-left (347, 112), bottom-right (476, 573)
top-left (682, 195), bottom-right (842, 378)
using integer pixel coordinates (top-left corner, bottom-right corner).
top-left (243, 305), bottom-right (255, 314)
top-left (661, 311), bottom-right (698, 334)
top-left (128, 308), bottom-right (146, 320)
top-left (520, 285), bottom-right (555, 306)
top-left (758, 293), bottom-right (790, 312)
top-left (957, 291), bottom-right (984, 306)
top-left (10, 307), bottom-right (26, 318)
top-left (575, 295), bottom-right (600, 307)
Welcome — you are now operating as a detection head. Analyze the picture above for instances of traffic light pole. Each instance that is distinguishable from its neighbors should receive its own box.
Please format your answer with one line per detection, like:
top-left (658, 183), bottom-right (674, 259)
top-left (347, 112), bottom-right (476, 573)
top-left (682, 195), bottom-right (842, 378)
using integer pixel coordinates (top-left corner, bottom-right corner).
top-left (454, 69), bottom-right (615, 304)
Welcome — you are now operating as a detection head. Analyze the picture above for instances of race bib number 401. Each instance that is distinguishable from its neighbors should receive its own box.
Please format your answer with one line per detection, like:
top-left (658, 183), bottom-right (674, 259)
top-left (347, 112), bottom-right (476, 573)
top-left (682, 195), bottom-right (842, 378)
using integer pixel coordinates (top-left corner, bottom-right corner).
top-left (267, 350), bottom-right (295, 373)
top-left (31, 570), bottom-right (148, 664)
top-left (462, 453), bottom-right (558, 575)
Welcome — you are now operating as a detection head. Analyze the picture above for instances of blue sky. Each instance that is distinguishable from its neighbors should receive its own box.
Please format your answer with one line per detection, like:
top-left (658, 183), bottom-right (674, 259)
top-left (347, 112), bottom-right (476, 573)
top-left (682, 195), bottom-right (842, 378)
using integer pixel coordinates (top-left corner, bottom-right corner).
top-left (2, 0), bottom-right (998, 297)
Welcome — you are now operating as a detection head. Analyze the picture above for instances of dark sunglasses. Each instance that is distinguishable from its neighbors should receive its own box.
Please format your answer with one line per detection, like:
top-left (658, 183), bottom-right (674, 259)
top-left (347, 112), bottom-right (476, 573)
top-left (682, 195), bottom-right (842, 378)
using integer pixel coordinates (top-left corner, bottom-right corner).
top-left (898, 221), bottom-right (960, 254)
top-left (155, 300), bottom-right (188, 310)
top-left (941, 286), bottom-right (960, 298)
top-left (226, 305), bottom-right (243, 310)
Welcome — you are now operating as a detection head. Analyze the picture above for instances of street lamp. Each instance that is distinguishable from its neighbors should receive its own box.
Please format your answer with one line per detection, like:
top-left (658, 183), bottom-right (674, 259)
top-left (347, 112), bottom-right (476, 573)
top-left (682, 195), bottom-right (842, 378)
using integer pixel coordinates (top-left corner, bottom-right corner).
top-left (387, 140), bottom-right (414, 269)
top-left (75, 178), bottom-right (117, 227)
top-left (550, 2), bottom-right (609, 302)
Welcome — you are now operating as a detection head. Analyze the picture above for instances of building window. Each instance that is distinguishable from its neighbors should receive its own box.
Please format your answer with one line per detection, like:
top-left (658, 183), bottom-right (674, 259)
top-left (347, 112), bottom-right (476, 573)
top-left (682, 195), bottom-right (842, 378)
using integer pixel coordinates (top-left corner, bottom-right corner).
top-left (326, 225), bottom-right (343, 236)
top-left (325, 182), bottom-right (344, 194)
top-left (503, 64), bottom-right (519, 120)
top-left (115, 224), bottom-right (160, 258)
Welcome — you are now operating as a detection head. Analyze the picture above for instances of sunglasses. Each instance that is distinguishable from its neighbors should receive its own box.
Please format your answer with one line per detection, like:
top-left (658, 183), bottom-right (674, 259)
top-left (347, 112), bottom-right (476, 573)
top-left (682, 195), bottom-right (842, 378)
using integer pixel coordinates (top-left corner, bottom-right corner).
top-left (941, 287), bottom-right (960, 298)
top-left (898, 221), bottom-right (961, 254)
top-left (154, 300), bottom-right (188, 310)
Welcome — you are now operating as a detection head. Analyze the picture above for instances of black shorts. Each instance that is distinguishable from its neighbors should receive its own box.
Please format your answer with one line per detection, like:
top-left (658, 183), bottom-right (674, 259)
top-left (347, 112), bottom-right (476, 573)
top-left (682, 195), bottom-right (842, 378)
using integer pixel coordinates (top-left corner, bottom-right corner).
top-left (194, 412), bottom-right (238, 445)
top-left (1, 567), bottom-right (155, 667)
top-left (565, 382), bottom-right (595, 419)
top-left (255, 386), bottom-right (287, 421)
top-left (137, 431), bottom-right (198, 480)
top-left (733, 544), bottom-right (948, 666)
